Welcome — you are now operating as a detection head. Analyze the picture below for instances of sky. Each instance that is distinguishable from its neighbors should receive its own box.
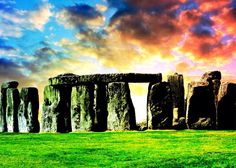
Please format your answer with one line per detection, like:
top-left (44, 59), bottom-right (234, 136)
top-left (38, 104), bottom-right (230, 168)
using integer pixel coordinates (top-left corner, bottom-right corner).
top-left (1, 0), bottom-right (236, 122)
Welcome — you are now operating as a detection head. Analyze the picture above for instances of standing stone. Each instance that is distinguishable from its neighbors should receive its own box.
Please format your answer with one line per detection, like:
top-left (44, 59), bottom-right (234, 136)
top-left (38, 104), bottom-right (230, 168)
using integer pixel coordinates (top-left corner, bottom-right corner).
top-left (6, 88), bottom-right (20, 132)
top-left (42, 85), bottom-right (59, 132)
top-left (167, 73), bottom-right (186, 129)
top-left (71, 87), bottom-right (81, 131)
top-left (147, 82), bottom-right (173, 129)
top-left (78, 84), bottom-right (95, 131)
top-left (19, 87), bottom-right (39, 133)
top-left (186, 82), bottom-right (216, 129)
top-left (42, 85), bottom-right (72, 133)
top-left (0, 90), bottom-right (7, 132)
top-left (200, 71), bottom-right (221, 83)
top-left (71, 84), bottom-right (95, 131)
top-left (1, 81), bottom-right (19, 90)
top-left (94, 83), bottom-right (108, 131)
top-left (59, 86), bottom-right (72, 133)
top-left (217, 82), bottom-right (236, 130)
top-left (201, 71), bottom-right (221, 119)
top-left (107, 82), bottom-right (136, 130)
top-left (1, 81), bottom-right (19, 132)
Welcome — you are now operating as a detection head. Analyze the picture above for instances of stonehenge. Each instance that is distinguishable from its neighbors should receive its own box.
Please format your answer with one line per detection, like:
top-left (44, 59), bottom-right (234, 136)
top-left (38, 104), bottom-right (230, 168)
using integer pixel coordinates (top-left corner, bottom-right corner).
top-left (107, 82), bottom-right (136, 131)
top-left (0, 71), bottom-right (236, 133)
top-left (167, 73), bottom-right (185, 129)
top-left (217, 82), bottom-right (236, 129)
top-left (19, 87), bottom-right (40, 133)
top-left (147, 82), bottom-right (173, 129)
top-left (186, 71), bottom-right (221, 129)
top-left (0, 82), bottom-right (39, 133)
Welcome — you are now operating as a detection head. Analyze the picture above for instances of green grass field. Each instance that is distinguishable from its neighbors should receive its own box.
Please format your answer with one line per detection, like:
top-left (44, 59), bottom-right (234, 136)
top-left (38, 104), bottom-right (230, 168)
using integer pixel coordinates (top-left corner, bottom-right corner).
top-left (0, 130), bottom-right (235, 167)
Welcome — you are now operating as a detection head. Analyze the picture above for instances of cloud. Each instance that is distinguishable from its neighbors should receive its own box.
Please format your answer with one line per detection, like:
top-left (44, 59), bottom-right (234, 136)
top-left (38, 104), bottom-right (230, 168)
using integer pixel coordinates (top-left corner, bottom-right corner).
top-left (126, 0), bottom-right (180, 10)
top-left (0, 21), bottom-right (23, 38)
top-left (0, 39), bottom-right (16, 51)
top-left (96, 4), bottom-right (108, 12)
top-left (56, 4), bottom-right (104, 30)
top-left (196, 0), bottom-right (229, 12)
top-left (0, 58), bottom-right (25, 81)
top-left (177, 1), bottom-right (236, 64)
top-left (24, 47), bottom-right (66, 73)
top-left (175, 62), bottom-right (192, 73)
top-left (0, 1), bottom-right (52, 38)
top-left (28, 3), bottom-right (53, 31)
top-left (56, 1), bottom-right (185, 70)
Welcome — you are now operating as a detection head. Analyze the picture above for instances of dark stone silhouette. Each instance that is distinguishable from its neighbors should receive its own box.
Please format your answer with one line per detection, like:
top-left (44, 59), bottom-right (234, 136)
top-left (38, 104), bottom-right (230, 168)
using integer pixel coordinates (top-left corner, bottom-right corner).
top-left (6, 88), bottom-right (20, 132)
top-left (1, 81), bottom-right (19, 90)
top-left (19, 87), bottom-right (40, 133)
top-left (93, 83), bottom-right (108, 131)
top-left (200, 71), bottom-right (221, 82)
top-left (49, 73), bottom-right (162, 85)
top-left (147, 82), bottom-right (173, 129)
top-left (186, 71), bottom-right (222, 130)
top-left (42, 85), bottom-right (72, 133)
top-left (186, 82), bottom-right (216, 129)
top-left (173, 117), bottom-right (186, 130)
top-left (201, 71), bottom-right (221, 118)
top-left (1, 81), bottom-right (19, 132)
top-left (217, 82), bottom-right (236, 130)
top-left (107, 82), bottom-right (136, 130)
top-left (167, 73), bottom-right (186, 129)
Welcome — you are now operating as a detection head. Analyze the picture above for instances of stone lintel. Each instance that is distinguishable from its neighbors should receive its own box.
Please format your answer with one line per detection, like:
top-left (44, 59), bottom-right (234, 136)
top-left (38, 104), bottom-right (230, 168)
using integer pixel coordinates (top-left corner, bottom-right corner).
top-left (49, 73), bottom-right (162, 86)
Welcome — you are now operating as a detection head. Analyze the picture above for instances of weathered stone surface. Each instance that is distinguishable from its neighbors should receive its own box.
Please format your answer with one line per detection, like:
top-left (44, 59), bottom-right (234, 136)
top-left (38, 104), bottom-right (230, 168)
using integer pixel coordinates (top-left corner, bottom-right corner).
top-left (42, 85), bottom-right (59, 132)
top-left (18, 87), bottom-right (39, 133)
top-left (42, 85), bottom-right (72, 133)
top-left (173, 117), bottom-right (186, 130)
top-left (6, 88), bottom-right (20, 132)
top-left (191, 117), bottom-right (213, 129)
top-left (0, 92), bottom-right (7, 132)
top-left (71, 84), bottom-right (95, 131)
top-left (107, 82), bottom-right (136, 130)
top-left (147, 82), bottom-right (173, 129)
top-left (71, 87), bottom-right (80, 131)
top-left (200, 71), bottom-right (221, 82)
top-left (201, 71), bottom-right (221, 116)
top-left (1, 81), bottom-right (18, 89)
top-left (217, 82), bottom-right (236, 130)
top-left (167, 73), bottom-right (185, 128)
top-left (49, 73), bottom-right (162, 86)
top-left (79, 84), bottom-right (95, 131)
top-left (186, 82), bottom-right (216, 129)
top-left (93, 83), bottom-right (108, 131)
top-left (1, 81), bottom-right (19, 132)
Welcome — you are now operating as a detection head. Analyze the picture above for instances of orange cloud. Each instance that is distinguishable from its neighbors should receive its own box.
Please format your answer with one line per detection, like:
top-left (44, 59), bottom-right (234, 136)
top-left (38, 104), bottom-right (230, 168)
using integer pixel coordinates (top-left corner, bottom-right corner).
top-left (196, 0), bottom-right (229, 12)
top-left (109, 10), bottom-right (183, 59)
top-left (176, 62), bottom-right (192, 73)
top-left (126, 0), bottom-right (180, 10)
top-left (212, 7), bottom-right (236, 35)
top-left (179, 32), bottom-right (236, 63)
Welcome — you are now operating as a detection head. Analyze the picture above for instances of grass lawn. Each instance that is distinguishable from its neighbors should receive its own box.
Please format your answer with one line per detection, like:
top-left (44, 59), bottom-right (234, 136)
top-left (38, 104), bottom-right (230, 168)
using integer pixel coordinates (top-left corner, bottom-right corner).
top-left (0, 130), bottom-right (235, 167)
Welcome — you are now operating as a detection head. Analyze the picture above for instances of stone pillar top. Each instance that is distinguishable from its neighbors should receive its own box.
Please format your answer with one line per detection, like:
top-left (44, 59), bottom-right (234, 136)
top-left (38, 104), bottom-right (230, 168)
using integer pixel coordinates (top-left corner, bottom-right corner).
top-left (200, 71), bottom-right (221, 82)
top-left (1, 81), bottom-right (19, 90)
top-left (49, 73), bottom-right (162, 86)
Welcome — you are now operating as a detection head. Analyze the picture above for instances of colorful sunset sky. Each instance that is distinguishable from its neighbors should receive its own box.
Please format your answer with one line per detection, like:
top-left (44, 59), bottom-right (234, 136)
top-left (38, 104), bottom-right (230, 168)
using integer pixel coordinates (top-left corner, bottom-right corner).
top-left (1, 0), bottom-right (236, 121)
